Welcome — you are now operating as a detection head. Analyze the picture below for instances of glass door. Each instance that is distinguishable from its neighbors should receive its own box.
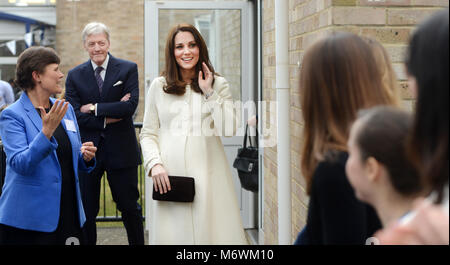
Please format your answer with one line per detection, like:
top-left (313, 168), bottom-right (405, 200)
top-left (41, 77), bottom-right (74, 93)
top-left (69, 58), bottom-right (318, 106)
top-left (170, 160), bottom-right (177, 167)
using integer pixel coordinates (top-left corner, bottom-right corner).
top-left (144, 0), bottom-right (257, 231)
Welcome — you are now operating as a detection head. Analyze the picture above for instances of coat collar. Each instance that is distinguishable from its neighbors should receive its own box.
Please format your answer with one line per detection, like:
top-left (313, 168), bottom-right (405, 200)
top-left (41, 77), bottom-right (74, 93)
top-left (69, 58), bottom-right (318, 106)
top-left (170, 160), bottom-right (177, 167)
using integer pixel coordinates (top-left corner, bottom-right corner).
top-left (82, 53), bottom-right (120, 98)
top-left (102, 54), bottom-right (120, 97)
top-left (19, 92), bottom-right (65, 132)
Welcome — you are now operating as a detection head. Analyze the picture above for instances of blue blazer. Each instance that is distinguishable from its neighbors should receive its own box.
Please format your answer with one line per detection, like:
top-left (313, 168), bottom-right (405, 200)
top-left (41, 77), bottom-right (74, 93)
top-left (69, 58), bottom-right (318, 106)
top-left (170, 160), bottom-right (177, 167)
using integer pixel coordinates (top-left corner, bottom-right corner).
top-left (65, 54), bottom-right (141, 169)
top-left (0, 92), bottom-right (95, 232)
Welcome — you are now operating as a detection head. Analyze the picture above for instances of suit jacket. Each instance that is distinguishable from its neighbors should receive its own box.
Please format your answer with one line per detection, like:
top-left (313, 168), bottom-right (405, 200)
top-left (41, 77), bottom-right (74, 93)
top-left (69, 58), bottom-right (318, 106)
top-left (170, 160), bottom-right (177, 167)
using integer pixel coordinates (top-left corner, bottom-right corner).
top-left (0, 92), bottom-right (94, 232)
top-left (65, 54), bottom-right (141, 169)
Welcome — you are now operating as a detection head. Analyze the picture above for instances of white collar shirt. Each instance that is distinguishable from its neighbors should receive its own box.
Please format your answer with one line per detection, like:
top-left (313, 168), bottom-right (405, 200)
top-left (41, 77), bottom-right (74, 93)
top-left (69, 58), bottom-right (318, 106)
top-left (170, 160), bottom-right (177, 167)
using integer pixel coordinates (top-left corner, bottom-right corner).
top-left (90, 54), bottom-right (110, 81)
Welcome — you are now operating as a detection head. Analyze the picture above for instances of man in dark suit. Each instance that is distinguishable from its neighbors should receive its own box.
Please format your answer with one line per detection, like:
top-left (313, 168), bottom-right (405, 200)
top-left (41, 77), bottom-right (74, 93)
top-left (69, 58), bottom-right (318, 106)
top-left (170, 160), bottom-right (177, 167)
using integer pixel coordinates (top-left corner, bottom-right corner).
top-left (65, 22), bottom-right (144, 245)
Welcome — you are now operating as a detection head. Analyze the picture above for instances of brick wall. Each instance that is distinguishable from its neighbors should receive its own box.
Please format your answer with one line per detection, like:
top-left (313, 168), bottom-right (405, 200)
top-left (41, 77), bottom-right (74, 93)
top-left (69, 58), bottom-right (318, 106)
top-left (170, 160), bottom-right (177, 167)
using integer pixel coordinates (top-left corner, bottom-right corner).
top-left (262, 0), bottom-right (448, 244)
top-left (56, 0), bottom-right (145, 121)
top-left (56, 0), bottom-right (244, 122)
top-left (331, 0), bottom-right (448, 111)
top-left (219, 9), bottom-right (242, 101)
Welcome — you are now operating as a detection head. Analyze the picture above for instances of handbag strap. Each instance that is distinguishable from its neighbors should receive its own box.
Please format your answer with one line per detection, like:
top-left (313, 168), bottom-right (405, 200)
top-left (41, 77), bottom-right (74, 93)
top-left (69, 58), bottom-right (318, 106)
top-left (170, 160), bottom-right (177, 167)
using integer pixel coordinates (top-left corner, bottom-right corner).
top-left (243, 124), bottom-right (259, 148)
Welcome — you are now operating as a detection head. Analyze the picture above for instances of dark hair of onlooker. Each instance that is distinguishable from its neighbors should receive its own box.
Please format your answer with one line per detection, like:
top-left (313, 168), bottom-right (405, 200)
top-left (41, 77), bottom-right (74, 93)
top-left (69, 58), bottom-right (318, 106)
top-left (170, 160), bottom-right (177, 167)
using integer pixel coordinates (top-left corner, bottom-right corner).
top-left (15, 46), bottom-right (60, 92)
top-left (405, 9), bottom-right (449, 203)
top-left (7, 79), bottom-right (16, 87)
top-left (356, 106), bottom-right (422, 197)
top-left (162, 24), bottom-right (216, 95)
top-left (299, 32), bottom-right (398, 194)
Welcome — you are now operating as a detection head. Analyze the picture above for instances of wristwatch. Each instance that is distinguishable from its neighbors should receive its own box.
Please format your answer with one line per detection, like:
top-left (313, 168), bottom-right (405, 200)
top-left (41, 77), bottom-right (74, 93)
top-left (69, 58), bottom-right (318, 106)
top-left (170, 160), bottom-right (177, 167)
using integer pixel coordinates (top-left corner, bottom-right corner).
top-left (89, 104), bottom-right (95, 114)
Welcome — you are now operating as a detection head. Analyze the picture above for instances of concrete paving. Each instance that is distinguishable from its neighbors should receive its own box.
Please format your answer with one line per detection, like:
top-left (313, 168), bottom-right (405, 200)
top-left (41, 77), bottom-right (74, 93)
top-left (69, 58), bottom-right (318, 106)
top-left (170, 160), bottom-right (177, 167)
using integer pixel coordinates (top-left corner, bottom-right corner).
top-left (97, 227), bottom-right (255, 245)
top-left (97, 226), bottom-right (149, 245)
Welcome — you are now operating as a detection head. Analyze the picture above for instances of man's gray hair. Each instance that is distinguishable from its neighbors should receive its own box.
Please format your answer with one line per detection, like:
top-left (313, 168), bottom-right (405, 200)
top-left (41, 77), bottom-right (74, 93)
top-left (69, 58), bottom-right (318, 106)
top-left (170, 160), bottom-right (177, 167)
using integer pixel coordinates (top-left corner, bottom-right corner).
top-left (82, 22), bottom-right (110, 43)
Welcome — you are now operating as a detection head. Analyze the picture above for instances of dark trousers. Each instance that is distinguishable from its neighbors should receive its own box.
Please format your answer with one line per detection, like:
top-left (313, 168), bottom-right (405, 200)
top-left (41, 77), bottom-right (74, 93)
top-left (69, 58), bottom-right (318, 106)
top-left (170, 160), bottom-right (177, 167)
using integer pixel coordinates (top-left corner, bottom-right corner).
top-left (0, 223), bottom-right (83, 245)
top-left (79, 143), bottom-right (144, 245)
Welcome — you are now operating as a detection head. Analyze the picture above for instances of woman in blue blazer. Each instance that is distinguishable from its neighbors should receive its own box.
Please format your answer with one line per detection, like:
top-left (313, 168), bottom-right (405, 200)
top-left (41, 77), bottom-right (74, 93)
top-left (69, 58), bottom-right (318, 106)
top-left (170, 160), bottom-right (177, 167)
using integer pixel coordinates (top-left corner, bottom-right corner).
top-left (0, 47), bottom-right (97, 245)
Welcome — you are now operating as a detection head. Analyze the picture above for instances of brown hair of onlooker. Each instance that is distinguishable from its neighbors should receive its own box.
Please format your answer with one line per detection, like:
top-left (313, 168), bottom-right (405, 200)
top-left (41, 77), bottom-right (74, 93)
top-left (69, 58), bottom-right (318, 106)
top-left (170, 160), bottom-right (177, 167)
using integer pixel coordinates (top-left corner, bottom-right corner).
top-left (300, 32), bottom-right (399, 195)
top-left (362, 37), bottom-right (401, 107)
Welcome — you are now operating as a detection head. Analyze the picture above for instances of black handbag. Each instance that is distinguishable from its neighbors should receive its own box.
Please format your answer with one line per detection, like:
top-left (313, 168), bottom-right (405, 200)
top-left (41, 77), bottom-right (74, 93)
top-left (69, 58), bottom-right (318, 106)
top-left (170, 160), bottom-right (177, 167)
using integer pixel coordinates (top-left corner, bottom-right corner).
top-left (233, 124), bottom-right (259, 192)
top-left (152, 176), bottom-right (195, 202)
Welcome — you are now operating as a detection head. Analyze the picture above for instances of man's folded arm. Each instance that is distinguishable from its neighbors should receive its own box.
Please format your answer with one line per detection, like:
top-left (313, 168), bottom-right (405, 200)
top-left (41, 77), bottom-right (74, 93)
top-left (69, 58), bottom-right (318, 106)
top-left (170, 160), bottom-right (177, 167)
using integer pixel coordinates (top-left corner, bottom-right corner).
top-left (65, 73), bottom-right (105, 130)
top-left (96, 64), bottom-right (139, 119)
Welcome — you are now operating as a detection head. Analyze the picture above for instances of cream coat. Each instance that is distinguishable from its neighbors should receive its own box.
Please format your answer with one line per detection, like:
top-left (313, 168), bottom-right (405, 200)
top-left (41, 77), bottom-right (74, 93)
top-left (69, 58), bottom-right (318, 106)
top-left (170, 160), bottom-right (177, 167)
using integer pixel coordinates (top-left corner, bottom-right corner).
top-left (140, 76), bottom-right (247, 245)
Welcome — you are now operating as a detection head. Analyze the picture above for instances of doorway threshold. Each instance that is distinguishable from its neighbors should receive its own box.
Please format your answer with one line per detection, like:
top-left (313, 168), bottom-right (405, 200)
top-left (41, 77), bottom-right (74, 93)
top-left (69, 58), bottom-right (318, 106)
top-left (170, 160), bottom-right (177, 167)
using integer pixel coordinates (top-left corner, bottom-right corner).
top-left (245, 228), bottom-right (258, 245)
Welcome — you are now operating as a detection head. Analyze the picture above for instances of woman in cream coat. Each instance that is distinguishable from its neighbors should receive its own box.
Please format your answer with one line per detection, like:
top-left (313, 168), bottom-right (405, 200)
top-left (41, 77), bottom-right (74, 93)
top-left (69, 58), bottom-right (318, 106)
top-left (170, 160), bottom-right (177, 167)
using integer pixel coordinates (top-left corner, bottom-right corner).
top-left (140, 24), bottom-right (247, 245)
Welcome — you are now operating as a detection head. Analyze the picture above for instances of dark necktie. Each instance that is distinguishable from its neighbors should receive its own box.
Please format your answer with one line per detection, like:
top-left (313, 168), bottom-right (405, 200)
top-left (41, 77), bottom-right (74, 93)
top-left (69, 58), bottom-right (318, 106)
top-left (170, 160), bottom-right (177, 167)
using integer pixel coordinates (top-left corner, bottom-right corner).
top-left (95, 66), bottom-right (104, 94)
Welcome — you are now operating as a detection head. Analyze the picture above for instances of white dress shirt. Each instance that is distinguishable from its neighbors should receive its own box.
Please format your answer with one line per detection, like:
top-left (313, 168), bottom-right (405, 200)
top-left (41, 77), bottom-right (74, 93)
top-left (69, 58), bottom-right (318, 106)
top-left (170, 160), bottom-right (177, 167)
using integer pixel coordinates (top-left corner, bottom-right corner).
top-left (90, 54), bottom-right (110, 127)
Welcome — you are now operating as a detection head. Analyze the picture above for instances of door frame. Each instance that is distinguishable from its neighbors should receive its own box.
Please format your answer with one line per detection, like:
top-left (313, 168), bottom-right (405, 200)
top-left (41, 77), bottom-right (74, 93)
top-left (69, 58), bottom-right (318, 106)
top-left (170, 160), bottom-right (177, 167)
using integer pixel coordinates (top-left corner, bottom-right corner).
top-left (144, 0), bottom-right (257, 233)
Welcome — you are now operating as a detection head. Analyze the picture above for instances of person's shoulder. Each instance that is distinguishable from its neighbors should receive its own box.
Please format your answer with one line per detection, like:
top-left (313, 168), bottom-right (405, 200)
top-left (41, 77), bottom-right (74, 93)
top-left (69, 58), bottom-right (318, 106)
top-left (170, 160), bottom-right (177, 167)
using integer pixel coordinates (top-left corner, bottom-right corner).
top-left (0, 80), bottom-right (12, 91)
top-left (111, 56), bottom-right (137, 68)
top-left (313, 151), bottom-right (348, 187)
top-left (214, 75), bottom-right (228, 85)
top-left (68, 61), bottom-right (90, 75)
top-left (0, 99), bottom-right (23, 119)
top-left (152, 76), bottom-right (167, 86)
top-left (147, 77), bottom-right (166, 96)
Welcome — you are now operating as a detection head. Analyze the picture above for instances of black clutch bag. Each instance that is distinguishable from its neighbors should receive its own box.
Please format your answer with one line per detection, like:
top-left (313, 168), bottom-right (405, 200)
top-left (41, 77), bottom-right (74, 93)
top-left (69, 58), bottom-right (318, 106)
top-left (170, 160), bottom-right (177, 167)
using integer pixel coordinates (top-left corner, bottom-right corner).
top-left (152, 176), bottom-right (195, 202)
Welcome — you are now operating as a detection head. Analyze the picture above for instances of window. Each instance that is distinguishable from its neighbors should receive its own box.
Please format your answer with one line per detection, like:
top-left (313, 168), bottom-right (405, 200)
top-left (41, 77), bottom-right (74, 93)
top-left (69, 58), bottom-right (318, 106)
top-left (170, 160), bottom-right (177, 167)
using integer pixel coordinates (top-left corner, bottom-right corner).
top-left (195, 14), bottom-right (216, 70)
top-left (0, 0), bottom-right (56, 6)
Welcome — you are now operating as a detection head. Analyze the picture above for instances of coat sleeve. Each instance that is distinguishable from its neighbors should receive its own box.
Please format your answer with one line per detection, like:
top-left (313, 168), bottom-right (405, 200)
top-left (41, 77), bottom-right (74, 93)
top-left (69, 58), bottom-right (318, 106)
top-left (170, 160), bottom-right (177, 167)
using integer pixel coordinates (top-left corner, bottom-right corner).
top-left (96, 63), bottom-right (139, 118)
top-left (0, 108), bottom-right (57, 176)
top-left (66, 104), bottom-right (96, 173)
top-left (139, 78), bottom-right (163, 178)
top-left (65, 71), bottom-right (105, 130)
top-left (203, 76), bottom-right (237, 137)
top-left (78, 152), bottom-right (96, 173)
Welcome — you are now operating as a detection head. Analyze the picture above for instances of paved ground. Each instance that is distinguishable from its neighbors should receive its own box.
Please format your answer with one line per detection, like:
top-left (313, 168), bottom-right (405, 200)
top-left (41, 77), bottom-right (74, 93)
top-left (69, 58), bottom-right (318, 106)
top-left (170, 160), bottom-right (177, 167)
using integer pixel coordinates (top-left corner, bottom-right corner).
top-left (97, 226), bottom-right (149, 245)
top-left (97, 227), bottom-right (256, 245)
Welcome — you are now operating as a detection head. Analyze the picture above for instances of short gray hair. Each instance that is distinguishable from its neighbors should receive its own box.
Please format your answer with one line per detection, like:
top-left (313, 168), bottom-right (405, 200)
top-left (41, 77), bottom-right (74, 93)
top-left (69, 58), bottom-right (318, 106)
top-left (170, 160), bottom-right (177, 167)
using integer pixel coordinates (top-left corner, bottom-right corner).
top-left (82, 22), bottom-right (110, 43)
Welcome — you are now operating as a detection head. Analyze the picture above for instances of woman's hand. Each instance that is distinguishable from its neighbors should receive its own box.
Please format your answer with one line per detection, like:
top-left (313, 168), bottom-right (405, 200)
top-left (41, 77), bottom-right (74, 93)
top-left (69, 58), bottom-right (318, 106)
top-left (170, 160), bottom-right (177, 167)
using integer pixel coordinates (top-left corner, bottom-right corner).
top-left (81, 142), bottom-right (97, 162)
top-left (150, 164), bottom-right (171, 194)
top-left (40, 99), bottom-right (69, 140)
top-left (198, 62), bottom-right (214, 96)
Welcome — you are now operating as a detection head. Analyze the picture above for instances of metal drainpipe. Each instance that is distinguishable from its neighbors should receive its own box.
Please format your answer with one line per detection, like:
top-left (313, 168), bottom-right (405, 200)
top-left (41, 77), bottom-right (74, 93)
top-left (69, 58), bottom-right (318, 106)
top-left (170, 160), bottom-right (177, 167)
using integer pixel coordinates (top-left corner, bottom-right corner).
top-left (275, 0), bottom-right (292, 245)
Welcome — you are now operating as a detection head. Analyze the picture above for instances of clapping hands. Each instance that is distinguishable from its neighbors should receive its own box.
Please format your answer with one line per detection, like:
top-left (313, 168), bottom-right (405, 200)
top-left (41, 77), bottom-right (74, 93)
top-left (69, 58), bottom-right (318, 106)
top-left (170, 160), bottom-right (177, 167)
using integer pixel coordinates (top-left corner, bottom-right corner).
top-left (39, 99), bottom-right (68, 140)
top-left (81, 142), bottom-right (97, 162)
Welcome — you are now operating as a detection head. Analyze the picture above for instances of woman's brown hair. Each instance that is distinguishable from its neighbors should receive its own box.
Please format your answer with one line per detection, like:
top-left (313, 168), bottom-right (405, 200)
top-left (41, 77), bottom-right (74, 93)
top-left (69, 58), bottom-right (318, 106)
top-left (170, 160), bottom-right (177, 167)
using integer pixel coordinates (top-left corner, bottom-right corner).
top-left (300, 32), bottom-right (398, 194)
top-left (162, 24), bottom-right (215, 95)
top-left (363, 37), bottom-right (401, 107)
top-left (15, 46), bottom-right (60, 91)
